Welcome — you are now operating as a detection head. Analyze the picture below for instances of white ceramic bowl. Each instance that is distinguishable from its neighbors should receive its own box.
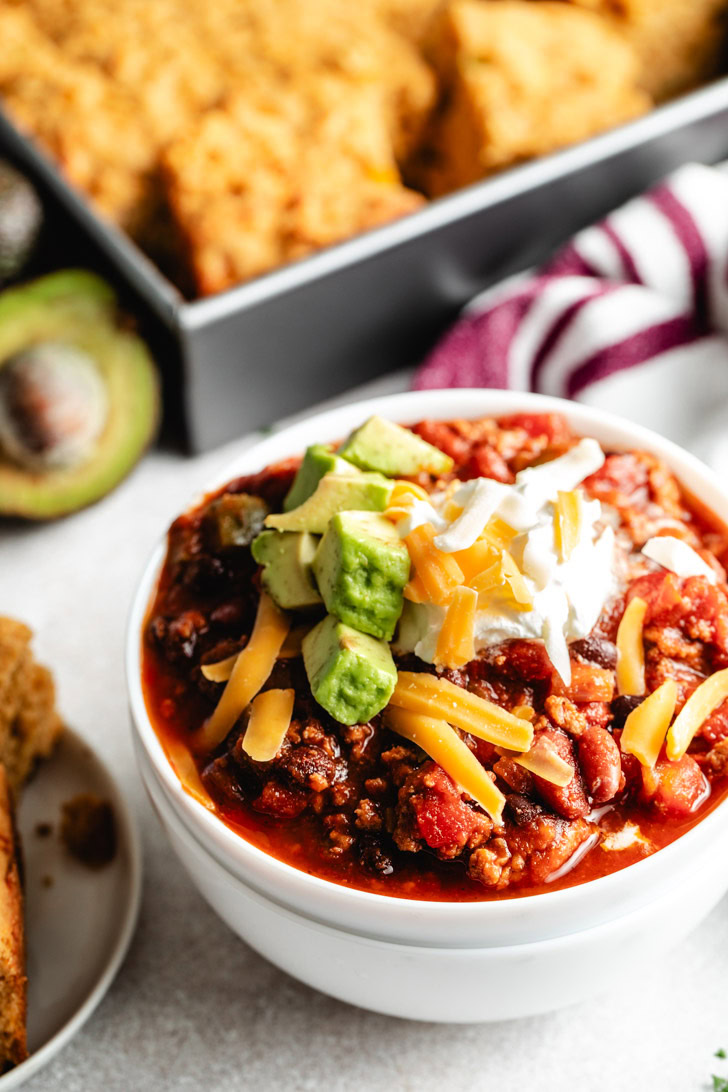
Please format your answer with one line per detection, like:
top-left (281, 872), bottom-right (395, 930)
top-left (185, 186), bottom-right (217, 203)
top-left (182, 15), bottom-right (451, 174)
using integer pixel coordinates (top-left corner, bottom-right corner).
top-left (127, 389), bottom-right (728, 1022)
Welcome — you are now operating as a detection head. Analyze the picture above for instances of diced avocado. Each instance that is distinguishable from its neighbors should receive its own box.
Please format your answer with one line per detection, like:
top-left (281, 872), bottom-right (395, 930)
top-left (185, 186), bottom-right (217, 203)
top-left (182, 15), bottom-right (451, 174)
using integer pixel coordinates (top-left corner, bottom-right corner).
top-left (313, 512), bottom-right (409, 641)
top-left (339, 415), bottom-right (453, 476)
top-left (284, 443), bottom-right (356, 511)
top-left (265, 472), bottom-right (393, 534)
top-left (302, 614), bottom-right (397, 725)
top-left (211, 492), bottom-right (269, 548)
top-left (0, 271), bottom-right (159, 519)
top-left (251, 529), bottom-right (322, 609)
top-left (0, 162), bottom-right (42, 284)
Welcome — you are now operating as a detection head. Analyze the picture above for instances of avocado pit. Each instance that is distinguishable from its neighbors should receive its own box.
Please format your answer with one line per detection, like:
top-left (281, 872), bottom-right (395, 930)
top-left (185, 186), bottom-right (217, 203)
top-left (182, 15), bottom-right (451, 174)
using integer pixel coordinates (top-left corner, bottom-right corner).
top-left (0, 341), bottom-right (108, 472)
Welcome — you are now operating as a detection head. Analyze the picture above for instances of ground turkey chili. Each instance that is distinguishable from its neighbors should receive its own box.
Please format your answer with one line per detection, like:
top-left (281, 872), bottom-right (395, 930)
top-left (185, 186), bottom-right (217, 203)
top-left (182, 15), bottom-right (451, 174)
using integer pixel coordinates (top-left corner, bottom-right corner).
top-left (142, 412), bottom-right (728, 901)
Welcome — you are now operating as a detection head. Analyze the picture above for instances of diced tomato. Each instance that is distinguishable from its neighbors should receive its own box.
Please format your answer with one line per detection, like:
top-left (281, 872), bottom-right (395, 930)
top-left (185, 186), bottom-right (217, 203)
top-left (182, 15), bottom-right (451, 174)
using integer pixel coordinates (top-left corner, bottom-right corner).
top-left (463, 444), bottom-right (514, 483)
top-left (701, 697), bottom-right (728, 745)
top-left (411, 420), bottom-right (470, 463)
top-left (499, 413), bottom-right (572, 446)
top-left (584, 453), bottom-right (649, 508)
top-left (629, 572), bottom-right (728, 659)
top-left (646, 754), bottom-right (708, 818)
top-left (626, 572), bottom-right (683, 624)
top-left (411, 764), bottom-right (487, 850)
top-left (681, 576), bottom-right (728, 657)
top-left (551, 661), bottom-right (615, 703)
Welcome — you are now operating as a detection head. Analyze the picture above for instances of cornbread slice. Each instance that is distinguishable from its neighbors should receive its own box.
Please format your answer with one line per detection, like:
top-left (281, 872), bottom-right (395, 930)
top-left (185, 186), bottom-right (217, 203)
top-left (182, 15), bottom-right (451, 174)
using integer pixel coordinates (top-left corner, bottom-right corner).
top-left (413, 0), bottom-right (650, 195)
top-left (163, 78), bottom-right (424, 296)
top-left (0, 620), bottom-right (63, 795)
top-left (0, 765), bottom-right (26, 1072)
top-left (563, 0), bottom-right (728, 101)
top-left (0, 618), bottom-right (64, 1071)
top-left (0, 6), bottom-right (158, 241)
top-left (192, 0), bottom-right (437, 161)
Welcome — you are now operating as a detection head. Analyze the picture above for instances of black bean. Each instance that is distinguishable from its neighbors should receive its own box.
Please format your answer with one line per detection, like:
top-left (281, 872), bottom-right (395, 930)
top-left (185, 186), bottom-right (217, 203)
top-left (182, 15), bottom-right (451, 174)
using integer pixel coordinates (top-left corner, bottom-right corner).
top-left (610, 694), bottom-right (645, 731)
top-left (570, 636), bottom-right (618, 670)
top-left (359, 837), bottom-right (394, 876)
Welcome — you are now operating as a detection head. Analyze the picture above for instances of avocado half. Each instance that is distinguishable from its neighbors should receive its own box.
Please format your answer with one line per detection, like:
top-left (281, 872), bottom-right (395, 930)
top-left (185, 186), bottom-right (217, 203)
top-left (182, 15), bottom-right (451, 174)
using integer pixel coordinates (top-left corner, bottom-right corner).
top-left (0, 270), bottom-right (159, 519)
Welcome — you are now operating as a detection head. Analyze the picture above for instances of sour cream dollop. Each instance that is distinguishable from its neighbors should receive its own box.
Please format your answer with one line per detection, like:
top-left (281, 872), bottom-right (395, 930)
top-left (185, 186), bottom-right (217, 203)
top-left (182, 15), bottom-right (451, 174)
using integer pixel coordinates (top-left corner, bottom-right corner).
top-left (394, 439), bottom-right (617, 684)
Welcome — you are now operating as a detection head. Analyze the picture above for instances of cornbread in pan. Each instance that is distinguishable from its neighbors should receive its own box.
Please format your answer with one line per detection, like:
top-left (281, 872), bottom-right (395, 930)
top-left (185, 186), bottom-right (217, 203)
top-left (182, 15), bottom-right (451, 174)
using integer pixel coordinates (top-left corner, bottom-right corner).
top-left (0, 0), bottom-right (725, 295)
top-left (563, 0), bottom-right (728, 101)
top-left (414, 1), bottom-right (651, 196)
top-left (163, 78), bottom-right (424, 296)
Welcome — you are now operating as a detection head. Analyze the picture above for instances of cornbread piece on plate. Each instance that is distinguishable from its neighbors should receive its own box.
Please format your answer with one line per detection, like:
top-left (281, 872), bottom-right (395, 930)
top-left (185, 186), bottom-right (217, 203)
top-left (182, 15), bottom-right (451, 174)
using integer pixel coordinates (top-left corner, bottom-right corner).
top-left (163, 78), bottom-right (424, 296)
top-left (562, 0), bottom-right (728, 101)
top-left (413, 0), bottom-right (650, 195)
top-left (0, 765), bottom-right (25, 1071)
top-left (0, 618), bottom-right (63, 794)
top-left (0, 617), bottom-right (64, 1071)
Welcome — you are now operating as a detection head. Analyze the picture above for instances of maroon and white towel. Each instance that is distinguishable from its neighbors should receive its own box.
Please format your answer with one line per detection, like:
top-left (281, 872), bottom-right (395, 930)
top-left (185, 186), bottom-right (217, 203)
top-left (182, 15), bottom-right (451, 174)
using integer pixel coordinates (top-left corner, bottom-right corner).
top-left (414, 163), bottom-right (728, 461)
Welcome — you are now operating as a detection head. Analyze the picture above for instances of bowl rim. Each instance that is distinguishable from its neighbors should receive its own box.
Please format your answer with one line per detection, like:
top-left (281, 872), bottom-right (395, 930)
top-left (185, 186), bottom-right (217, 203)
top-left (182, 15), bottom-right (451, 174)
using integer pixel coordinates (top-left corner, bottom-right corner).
top-left (126, 387), bottom-right (728, 930)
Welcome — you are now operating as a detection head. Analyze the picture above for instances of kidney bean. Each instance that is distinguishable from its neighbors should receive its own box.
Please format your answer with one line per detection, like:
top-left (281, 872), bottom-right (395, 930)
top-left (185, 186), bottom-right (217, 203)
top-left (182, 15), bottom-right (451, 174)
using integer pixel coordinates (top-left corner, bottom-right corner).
top-left (578, 725), bottom-right (622, 804)
top-left (532, 728), bottom-right (590, 820)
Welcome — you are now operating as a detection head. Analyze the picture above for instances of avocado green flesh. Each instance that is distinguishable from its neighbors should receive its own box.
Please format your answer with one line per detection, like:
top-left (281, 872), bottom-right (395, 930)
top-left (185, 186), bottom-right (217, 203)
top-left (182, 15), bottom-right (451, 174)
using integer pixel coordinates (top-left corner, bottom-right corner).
top-left (0, 271), bottom-right (159, 519)
top-left (252, 530), bottom-right (322, 609)
top-left (265, 472), bottom-right (393, 534)
top-left (339, 415), bottom-right (453, 476)
top-left (313, 511), bottom-right (409, 641)
top-left (283, 444), bottom-right (355, 512)
top-left (302, 614), bottom-right (397, 725)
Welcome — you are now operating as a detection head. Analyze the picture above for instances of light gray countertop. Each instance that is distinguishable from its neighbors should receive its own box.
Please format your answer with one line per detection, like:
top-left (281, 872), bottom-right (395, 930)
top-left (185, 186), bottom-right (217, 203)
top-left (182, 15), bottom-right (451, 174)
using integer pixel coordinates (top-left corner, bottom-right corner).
top-left (3, 376), bottom-right (728, 1092)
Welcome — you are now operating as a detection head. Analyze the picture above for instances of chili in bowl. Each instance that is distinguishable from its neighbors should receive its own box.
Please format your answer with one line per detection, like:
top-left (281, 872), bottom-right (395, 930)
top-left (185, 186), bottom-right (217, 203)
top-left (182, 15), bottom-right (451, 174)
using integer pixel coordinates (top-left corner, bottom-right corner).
top-left (127, 389), bottom-right (728, 1021)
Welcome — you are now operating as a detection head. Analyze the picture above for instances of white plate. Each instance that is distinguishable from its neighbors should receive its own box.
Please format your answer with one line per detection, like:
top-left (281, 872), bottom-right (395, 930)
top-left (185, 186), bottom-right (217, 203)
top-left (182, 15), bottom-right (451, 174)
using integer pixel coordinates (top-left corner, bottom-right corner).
top-left (0, 730), bottom-right (142, 1088)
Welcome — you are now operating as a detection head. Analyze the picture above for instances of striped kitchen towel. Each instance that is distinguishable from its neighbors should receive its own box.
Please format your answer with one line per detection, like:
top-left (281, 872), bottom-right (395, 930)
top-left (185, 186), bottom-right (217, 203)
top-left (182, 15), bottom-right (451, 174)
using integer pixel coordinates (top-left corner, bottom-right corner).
top-left (414, 162), bottom-right (728, 462)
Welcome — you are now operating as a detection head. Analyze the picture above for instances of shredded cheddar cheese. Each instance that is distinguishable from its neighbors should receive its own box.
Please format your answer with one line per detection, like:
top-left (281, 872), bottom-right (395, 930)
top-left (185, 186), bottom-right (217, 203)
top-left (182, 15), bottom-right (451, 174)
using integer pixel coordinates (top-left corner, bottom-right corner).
top-left (500, 550), bottom-right (534, 609)
top-left (165, 739), bottom-right (215, 810)
top-left (390, 672), bottom-right (534, 751)
top-left (384, 706), bottom-right (505, 822)
top-left (616, 596), bottom-right (648, 696)
top-left (468, 551), bottom-right (532, 611)
top-left (451, 538), bottom-right (498, 583)
top-left (621, 678), bottom-right (677, 768)
top-left (554, 490), bottom-right (581, 561)
top-left (509, 739), bottom-right (574, 787)
top-left (198, 593), bottom-right (290, 750)
top-left (435, 586), bottom-right (477, 668)
top-left (404, 574), bottom-right (428, 604)
top-left (404, 523), bottom-right (465, 605)
top-left (391, 480), bottom-right (429, 504)
top-left (243, 688), bottom-right (295, 762)
top-left (481, 517), bottom-right (518, 551)
top-left (384, 480), bottom-right (429, 523)
top-left (201, 652), bottom-right (238, 683)
top-left (666, 667), bottom-right (728, 760)
top-left (469, 559), bottom-right (505, 597)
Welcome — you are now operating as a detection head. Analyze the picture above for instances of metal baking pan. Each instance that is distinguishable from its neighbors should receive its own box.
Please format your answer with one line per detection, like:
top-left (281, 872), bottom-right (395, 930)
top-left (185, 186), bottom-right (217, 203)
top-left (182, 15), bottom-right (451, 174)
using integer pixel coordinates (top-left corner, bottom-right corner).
top-left (2, 76), bottom-right (728, 452)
